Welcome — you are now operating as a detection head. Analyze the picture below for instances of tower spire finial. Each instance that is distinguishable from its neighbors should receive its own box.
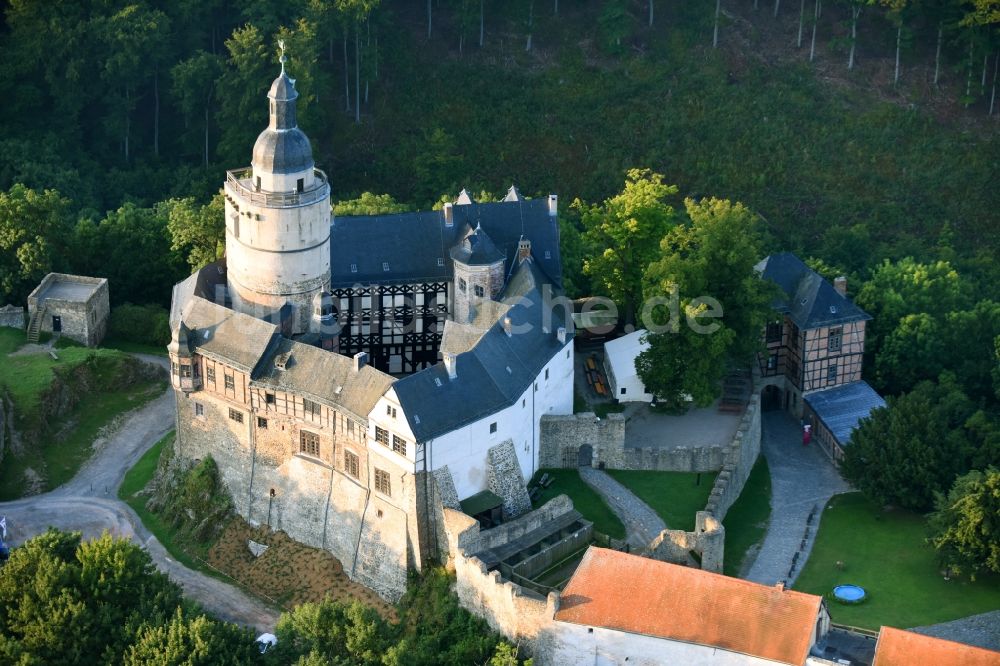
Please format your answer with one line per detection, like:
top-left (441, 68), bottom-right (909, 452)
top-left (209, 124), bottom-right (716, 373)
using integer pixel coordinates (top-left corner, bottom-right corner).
top-left (278, 39), bottom-right (287, 74)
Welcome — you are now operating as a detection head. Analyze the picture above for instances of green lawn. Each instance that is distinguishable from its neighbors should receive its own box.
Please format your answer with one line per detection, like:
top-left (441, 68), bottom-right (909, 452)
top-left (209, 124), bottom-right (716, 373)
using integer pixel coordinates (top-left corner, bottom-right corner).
top-left (530, 468), bottom-right (625, 540)
top-left (0, 340), bottom-right (166, 499)
top-left (794, 492), bottom-right (1000, 631)
top-left (722, 456), bottom-right (772, 577)
top-left (605, 469), bottom-right (717, 532)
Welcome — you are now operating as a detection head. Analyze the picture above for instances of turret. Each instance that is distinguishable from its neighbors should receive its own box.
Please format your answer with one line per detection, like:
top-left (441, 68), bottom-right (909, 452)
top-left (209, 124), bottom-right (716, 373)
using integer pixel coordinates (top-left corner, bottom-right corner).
top-left (450, 223), bottom-right (505, 324)
top-left (223, 44), bottom-right (332, 335)
top-left (168, 321), bottom-right (200, 393)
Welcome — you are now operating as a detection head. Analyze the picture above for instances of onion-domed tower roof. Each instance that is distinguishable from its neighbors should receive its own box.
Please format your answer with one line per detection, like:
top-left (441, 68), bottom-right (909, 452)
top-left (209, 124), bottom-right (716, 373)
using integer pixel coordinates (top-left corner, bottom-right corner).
top-left (251, 53), bottom-right (314, 175)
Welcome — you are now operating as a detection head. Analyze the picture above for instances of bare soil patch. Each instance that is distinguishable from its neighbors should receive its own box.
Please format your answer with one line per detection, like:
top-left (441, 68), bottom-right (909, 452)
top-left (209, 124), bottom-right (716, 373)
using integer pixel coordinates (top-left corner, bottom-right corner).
top-left (206, 518), bottom-right (396, 620)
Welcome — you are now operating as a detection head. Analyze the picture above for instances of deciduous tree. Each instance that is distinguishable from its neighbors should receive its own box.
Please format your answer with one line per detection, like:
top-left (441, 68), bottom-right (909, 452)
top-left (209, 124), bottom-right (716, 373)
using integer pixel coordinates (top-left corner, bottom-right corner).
top-left (930, 467), bottom-right (1000, 578)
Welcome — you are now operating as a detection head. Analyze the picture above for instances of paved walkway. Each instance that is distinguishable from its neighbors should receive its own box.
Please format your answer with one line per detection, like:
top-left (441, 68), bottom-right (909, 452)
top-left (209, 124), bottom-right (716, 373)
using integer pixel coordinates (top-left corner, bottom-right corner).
top-left (910, 610), bottom-right (1000, 652)
top-left (745, 411), bottom-right (851, 586)
top-left (578, 466), bottom-right (666, 551)
top-left (0, 353), bottom-right (279, 632)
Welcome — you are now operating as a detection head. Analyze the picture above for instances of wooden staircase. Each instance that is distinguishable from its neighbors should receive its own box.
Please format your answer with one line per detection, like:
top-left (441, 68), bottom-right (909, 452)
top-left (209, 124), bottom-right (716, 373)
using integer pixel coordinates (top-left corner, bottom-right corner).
top-left (26, 306), bottom-right (44, 343)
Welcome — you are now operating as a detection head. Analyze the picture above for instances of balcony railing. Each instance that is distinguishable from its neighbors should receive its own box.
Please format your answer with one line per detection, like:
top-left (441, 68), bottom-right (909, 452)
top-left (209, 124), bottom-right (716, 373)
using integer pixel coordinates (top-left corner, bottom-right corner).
top-left (225, 167), bottom-right (330, 208)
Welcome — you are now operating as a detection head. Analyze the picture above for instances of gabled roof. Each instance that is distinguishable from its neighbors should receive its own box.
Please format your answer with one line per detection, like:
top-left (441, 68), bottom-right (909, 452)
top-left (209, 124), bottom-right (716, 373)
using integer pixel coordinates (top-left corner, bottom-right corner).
top-left (392, 260), bottom-right (570, 442)
top-left (252, 338), bottom-right (394, 422)
top-left (757, 252), bottom-right (870, 329)
top-left (555, 548), bottom-right (824, 666)
top-left (603, 329), bottom-right (649, 381)
top-left (804, 380), bottom-right (885, 447)
top-left (873, 627), bottom-right (1000, 666)
top-left (180, 296), bottom-right (279, 375)
top-left (330, 197), bottom-right (561, 288)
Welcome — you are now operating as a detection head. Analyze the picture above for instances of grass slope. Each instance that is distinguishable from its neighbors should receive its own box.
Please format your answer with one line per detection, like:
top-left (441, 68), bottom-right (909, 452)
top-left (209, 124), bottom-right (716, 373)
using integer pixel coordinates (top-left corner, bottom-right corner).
top-left (0, 336), bottom-right (166, 499)
top-left (722, 456), bottom-right (772, 577)
top-left (531, 468), bottom-right (626, 540)
top-left (794, 493), bottom-right (1000, 630)
top-left (605, 469), bottom-right (717, 532)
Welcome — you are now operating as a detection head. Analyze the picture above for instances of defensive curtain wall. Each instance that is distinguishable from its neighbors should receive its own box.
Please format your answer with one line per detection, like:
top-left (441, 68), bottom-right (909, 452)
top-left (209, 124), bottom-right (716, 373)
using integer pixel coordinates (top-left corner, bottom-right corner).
top-left (538, 394), bottom-right (762, 573)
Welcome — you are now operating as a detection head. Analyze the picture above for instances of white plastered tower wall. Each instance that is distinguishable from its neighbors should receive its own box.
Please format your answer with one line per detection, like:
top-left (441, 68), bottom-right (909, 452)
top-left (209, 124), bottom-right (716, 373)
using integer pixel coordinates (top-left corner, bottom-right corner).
top-left (224, 55), bottom-right (331, 335)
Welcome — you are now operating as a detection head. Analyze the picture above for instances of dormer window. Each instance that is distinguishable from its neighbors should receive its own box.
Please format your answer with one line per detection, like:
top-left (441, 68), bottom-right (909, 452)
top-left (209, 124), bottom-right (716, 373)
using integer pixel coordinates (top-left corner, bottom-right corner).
top-left (382, 262), bottom-right (390, 272)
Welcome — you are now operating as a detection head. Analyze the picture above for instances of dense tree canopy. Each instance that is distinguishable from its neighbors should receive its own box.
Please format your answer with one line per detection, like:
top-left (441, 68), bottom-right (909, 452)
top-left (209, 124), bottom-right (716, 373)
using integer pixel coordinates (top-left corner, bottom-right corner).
top-left (929, 467), bottom-right (1000, 578)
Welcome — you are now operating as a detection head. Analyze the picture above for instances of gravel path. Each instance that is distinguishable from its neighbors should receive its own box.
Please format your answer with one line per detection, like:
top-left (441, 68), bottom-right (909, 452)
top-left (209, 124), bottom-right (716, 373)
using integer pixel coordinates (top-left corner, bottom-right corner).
top-left (579, 466), bottom-right (667, 551)
top-left (0, 354), bottom-right (279, 632)
top-left (909, 610), bottom-right (1000, 653)
top-left (745, 411), bottom-right (850, 586)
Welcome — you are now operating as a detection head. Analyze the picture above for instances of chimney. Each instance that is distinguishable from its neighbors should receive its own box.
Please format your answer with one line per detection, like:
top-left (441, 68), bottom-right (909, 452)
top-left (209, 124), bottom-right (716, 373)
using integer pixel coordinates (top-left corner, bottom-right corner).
top-left (443, 352), bottom-right (457, 379)
top-left (547, 194), bottom-right (558, 217)
top-left (834, 276), bottom-right (848, 296)
top-left (503, 316), bottom-right (512, 337)
top-left (518, 238), bottom-right (531, 262)
top-left (557, 327), bottom-right (567, 344)
top-left (443, 202), bottom-right (454, 227)
top-left (353, 351), bottom-right (368, 372)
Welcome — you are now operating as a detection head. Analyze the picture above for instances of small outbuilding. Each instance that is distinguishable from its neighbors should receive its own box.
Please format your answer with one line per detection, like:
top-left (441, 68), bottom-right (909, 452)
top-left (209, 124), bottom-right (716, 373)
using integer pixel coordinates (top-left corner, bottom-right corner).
top-left (26, 273), bottom-right (110, 347)
top-left (602, 329), bottom-right (653, 402)
top-left (803, 380), bottom-right (885, 462)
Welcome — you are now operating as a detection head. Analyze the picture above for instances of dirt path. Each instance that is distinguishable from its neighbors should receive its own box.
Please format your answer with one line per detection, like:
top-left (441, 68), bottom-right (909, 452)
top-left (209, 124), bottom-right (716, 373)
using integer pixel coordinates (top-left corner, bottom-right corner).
top-left (0, 354), bottom-right (279, 632)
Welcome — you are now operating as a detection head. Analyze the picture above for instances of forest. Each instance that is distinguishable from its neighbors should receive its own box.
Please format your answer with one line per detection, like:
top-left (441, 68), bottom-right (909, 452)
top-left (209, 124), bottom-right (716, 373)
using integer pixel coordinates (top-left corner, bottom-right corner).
top-left (0, 0), bottom-right (998, 574)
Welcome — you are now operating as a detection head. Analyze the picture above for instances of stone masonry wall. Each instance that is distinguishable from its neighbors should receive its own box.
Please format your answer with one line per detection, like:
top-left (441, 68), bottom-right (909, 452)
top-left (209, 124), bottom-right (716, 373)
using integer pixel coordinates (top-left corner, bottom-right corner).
top-left (538, 413), bottom-right (626, 468)
top-left (487, 439), bottom-right (532, 519)
top-left (441, 505), bottom-right (562, 656)
top-left (0, 305), bottom-right (24, 329)
top-left (703, 395), bottom-right (761, 522)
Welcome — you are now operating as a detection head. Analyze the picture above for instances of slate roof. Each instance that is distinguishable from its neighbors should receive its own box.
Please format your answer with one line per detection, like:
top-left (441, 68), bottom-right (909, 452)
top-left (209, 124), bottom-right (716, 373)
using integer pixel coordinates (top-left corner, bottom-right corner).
top-left (392, 260), bottom-right (570, 442)
top-left (440, 300), bottom-right (513, 356)
top-left (330, 197), bottom-right (561, 288)
top-left (450, 224), bottom-right (505, 266)
top-left (757, 253), bottom-right (870, 329)
top-left (556, 548), bottom-right (824, 666)
top-left (873, 627), bottom-right (1000, 666)
top-left (180, 296), bottom-right (279, 375)
top-left (252, 338), bottom-right (394, 421)
top-left (805, 380), bottom-right (885, 447)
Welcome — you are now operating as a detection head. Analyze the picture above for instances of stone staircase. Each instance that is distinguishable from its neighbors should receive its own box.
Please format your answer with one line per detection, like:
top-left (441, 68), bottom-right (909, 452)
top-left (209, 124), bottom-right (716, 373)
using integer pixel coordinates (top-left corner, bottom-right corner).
top-left (26, 306), bottom-right (44, 343)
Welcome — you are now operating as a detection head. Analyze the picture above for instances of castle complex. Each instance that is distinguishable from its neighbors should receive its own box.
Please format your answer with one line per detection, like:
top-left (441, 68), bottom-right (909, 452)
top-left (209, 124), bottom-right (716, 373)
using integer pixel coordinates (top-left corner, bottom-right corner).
top-left (167, 59), bottom-right (572, 601)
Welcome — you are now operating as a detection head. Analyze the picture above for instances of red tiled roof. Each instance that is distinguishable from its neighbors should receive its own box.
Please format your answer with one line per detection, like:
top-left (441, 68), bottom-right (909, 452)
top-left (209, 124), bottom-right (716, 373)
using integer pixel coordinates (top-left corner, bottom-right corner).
top-left (873, 627), bottom-right (1000, 666)
top-left (555, 548), bottom-right (824, 665)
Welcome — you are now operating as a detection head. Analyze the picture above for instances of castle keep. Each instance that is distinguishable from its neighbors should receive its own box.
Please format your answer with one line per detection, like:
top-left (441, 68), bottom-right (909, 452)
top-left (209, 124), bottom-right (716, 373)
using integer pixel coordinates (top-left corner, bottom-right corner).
top-left (168, 59), bottom-right (572, 601)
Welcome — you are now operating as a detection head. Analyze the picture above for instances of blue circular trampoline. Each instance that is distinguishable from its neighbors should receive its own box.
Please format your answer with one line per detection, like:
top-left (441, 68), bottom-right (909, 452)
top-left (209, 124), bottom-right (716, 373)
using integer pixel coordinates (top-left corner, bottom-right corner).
top-left (833, 584), bottom-right (867, 603)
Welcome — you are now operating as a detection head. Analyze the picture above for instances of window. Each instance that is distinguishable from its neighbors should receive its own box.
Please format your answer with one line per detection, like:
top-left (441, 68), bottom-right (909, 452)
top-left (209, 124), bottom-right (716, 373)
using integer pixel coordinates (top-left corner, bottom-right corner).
top-left (766, 321), bottom-right (782, 343)
top-left (206, 366), bottom-right (215, 383)
top-left (437, 257), bottom-right (444, 266)
top-left (459, 278), bottom-right (467, 293)
top-left (350, 263), bottom-right (358, 273)
top-left (474, 284), bottom-right (485, 297)
top-left (234, 216), bottom-right (240, 239)
top-left (171, 362), bottom-right (179, 375)
top-left (375, 426), bottom-right (390, 446)
top-left (828, 327), bottom-right (843, 353)
top-left (545, 368), bottom-right (550, 380)
top-left (386, 405), bottom-right (397, 418)
top-left (374, 468), bottom-right (391, 496)
top-left (382, 262), bottom-right (390, 272)
top-left (265, 392), bottom-right (276, 405)
top-left (392, 435), bottom-right (407, 456)
top-left (621, 387), bottom-right (627, 395)
top-left (255, 176), bottom-right (261, 190)
top-left (767, 354), bottom-right (778, 371)
top-left (296, 178), bottom-right (304, 193)
top-left (522, 398), bottom-right (526, 408)
top-left (345, 451), bottom-right (360, 478)
top-left (827, 364), bottom-right (838, 383)
top-left (300, 430), bottom-right (320, 456)
top-left (228, 408), bottom-right (243, 424)
top-left (347, 419), bottom-right (355, 435)
top-left (490, 422), bottom-right (498, 434)
top-left (224, 374), bottom-right (235, 391)
top-left (194, 402), bottom-right (204, 417)
top-left (303, 398), bottom-right (321, 419)
top-left (180, 364), bottom-right (192, 378)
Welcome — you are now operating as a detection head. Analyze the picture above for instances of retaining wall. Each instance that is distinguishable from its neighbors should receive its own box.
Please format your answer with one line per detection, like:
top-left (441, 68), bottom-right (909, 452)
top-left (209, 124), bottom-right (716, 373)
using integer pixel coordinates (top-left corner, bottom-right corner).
top-left (0, 305), bottom-right (24, 329)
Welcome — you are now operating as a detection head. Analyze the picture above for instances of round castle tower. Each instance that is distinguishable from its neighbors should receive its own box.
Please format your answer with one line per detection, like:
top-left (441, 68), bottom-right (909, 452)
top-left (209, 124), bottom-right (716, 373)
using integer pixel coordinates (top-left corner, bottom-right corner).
top-left (223, 51), bottom-right (331, 335)
top-left (450, 223), bottom-right (505, 324)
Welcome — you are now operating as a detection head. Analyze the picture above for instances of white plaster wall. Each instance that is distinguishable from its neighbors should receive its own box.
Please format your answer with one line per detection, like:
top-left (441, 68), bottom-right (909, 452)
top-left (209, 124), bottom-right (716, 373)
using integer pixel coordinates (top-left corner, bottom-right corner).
top-left (421, 340), bottom-right (574, 501)
top-left (545, 622), bottom-right (787, 666)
